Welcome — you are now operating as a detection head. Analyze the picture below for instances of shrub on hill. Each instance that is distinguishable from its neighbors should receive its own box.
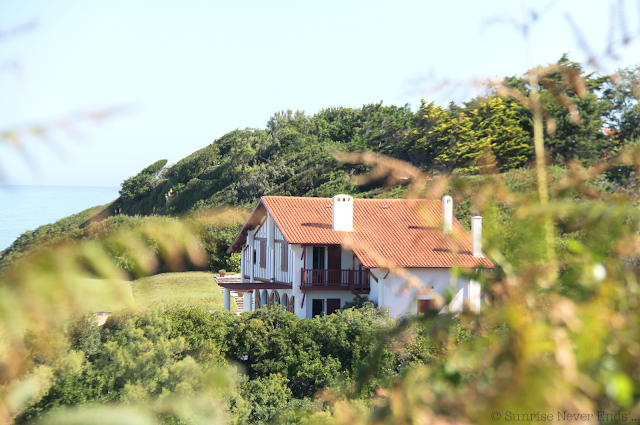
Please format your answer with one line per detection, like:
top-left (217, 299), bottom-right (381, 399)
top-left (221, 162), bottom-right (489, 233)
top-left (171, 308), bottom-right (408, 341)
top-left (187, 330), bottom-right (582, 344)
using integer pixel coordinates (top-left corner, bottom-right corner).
top-left (119, 159), bottom-right (168, 201)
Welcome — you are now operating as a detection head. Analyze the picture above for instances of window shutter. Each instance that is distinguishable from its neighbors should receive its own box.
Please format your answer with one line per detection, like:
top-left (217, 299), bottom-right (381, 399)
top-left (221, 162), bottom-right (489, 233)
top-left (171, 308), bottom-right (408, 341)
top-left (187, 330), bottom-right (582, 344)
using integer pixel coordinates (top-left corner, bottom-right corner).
top-left (260, 240), bottom-right (266, 268)
top-left (281, 242), bottom-right (289, 272)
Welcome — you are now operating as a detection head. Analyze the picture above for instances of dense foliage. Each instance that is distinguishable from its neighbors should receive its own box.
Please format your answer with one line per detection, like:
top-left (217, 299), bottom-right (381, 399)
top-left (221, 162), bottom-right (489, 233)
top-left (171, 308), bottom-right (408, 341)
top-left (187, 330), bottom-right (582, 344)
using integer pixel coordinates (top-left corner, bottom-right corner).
top-left (15, 303), bottom-right (455, 425)
top-left (119, 160), bottom-right (169, 201)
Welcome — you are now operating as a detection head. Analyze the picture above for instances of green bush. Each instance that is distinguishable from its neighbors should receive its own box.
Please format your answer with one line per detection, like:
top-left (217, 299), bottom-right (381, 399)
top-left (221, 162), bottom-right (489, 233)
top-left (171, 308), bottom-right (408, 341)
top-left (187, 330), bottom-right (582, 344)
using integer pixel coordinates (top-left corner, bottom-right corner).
top-left (241, 373), bottom-right (292, 424)
top-left (342, 296), bottom-right (376, 310)
top-left (17, 304), bottom-right (446, 424)
top-left (225, 254), bottom-right (241, 273)
top-left (119, 159), bottom-right (167, 201)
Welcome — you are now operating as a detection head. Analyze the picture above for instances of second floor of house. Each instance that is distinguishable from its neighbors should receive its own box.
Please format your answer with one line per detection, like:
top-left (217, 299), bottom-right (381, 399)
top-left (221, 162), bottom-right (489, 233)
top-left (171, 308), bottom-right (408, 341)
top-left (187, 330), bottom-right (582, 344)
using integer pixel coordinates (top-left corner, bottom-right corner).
top-left (229, 194), bottom-right (493, 292)
top-left (239, 215), bottom-right (371, 292)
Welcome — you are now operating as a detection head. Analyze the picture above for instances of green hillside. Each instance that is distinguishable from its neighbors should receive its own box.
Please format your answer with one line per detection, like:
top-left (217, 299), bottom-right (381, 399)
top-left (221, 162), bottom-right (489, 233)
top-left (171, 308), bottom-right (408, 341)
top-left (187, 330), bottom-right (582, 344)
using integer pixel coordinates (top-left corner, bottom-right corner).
top-left (1, 58), bottom-right (638, 276)
top-left (113, 56), bottom-right (636, 219)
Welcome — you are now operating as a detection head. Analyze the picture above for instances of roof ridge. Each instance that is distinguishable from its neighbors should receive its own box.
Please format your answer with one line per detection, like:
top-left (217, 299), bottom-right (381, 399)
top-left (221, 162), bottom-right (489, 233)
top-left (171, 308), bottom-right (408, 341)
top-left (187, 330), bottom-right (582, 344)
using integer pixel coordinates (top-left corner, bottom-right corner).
top-left (261, 196), bottom-right (441, 202)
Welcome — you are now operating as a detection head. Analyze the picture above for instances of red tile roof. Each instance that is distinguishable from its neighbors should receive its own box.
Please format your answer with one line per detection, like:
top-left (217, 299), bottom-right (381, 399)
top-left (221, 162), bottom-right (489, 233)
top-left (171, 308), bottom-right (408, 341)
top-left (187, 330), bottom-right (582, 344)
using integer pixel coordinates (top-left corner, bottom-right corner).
top-left (229, 196), bottom-right (493, 269)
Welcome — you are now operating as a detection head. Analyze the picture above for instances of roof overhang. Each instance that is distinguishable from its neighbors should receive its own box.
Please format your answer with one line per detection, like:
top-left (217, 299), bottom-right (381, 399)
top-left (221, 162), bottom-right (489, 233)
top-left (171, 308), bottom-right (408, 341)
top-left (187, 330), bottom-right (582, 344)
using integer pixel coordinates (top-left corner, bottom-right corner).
top-left (227, 200), bottom-right (268, 253)
top-left (217, 282), bottom-right (292, 290)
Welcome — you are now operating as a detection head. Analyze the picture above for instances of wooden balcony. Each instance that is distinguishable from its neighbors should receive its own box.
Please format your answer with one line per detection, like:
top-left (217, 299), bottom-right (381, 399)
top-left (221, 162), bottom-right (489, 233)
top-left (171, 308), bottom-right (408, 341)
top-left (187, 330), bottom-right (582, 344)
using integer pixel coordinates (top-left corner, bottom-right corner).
top-left (301, 269), bottom-right (371, 294)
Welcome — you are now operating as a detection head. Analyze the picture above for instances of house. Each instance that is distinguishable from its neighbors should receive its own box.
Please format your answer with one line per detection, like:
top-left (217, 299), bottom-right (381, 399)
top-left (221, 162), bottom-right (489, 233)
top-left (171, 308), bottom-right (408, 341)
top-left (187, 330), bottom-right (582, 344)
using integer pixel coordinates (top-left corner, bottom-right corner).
top-left (221, 194), bottom-right (493, 318)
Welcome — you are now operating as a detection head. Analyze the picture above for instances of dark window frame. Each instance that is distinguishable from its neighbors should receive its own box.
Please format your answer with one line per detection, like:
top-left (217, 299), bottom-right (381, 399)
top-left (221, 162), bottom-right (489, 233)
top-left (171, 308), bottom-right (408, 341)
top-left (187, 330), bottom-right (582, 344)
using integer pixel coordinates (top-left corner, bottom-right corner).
top-left (259, 240), bottom-right (266, 268)
top-left (312, 299), bottom-right (324, 317)
top-left (418, 299), bottom-right (436, 314)
top-left (312, 246), bottom-right (325, 270)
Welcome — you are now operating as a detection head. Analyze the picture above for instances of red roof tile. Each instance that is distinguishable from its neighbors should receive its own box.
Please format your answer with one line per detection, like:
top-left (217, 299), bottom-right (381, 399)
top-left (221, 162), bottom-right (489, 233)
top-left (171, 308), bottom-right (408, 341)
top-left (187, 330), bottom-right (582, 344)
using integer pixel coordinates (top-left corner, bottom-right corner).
top-left (230, 196), bottom-right (494, 269)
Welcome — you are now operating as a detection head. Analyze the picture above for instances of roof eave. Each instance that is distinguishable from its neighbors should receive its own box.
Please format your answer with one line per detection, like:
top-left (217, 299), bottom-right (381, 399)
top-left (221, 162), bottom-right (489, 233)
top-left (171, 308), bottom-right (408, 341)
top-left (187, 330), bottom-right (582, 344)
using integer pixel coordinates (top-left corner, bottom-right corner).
top-left (226, 200), bottom-right (268, 253)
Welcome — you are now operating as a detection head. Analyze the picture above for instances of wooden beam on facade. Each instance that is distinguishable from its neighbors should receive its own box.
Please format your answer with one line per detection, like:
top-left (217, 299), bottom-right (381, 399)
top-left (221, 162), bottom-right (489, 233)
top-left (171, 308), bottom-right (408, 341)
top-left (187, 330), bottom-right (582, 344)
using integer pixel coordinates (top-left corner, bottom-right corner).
top-left (368, 269), bottom-right (379, 283)
top-left (217, 281), bottom-right (292, 290)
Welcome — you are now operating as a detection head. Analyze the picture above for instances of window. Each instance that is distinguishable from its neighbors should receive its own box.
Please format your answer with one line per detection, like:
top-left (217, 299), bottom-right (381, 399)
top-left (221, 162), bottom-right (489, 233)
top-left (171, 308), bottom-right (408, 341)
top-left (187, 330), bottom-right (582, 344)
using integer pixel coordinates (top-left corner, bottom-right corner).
top-left (312, 247), bottom-right (325, 269)
top-left (312, 299), bottom-right (324, 317)
top-left (418, 299), bottom-right (435, 314)
top-left (312, 247), bottom-right (325, 284)
top-left (259, 240), bottom-right (266, 268)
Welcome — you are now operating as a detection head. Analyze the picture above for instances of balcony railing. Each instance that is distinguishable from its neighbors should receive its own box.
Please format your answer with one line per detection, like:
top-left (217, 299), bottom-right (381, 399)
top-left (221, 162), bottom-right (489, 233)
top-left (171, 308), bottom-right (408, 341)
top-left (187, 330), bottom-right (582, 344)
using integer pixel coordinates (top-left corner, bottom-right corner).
top-left (301, 269), bottom-right (370, 292)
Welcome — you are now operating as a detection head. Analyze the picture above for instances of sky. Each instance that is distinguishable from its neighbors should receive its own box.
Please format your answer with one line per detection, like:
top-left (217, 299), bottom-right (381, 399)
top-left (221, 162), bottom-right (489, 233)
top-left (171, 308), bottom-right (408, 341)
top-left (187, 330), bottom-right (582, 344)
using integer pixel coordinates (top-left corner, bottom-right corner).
top-left (0, 0), bottom-right (639, 187)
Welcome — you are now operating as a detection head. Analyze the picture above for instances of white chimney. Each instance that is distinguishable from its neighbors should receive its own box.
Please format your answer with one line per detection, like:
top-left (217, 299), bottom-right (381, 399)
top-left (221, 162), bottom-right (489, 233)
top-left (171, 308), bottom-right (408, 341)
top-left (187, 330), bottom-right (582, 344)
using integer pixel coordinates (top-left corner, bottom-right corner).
top-left (471, 215), bottom-right (483, 257)
top-left (332, 194), bottom-right (353, 231)
top-left (442, 196), bottom-right (453, 233)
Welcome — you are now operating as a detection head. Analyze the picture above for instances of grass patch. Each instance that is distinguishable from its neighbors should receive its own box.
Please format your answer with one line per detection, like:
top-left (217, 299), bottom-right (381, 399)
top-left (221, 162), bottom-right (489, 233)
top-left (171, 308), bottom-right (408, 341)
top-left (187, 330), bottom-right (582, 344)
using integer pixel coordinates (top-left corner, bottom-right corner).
top-left (77, 278), bottom-right (135, 313)
top-left (131, 272), bottom-right (236, 311)
top-left (79, 272), bottom-right (236, 313)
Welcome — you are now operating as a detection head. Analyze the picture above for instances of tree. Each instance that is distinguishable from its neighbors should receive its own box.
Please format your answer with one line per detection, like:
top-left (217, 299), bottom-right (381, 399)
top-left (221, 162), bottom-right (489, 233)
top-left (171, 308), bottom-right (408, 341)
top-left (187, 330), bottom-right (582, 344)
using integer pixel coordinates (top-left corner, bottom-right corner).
top-left (403, 100), bottom-right (455, 172)
top-left (503, 55), bottom-right (613, 165)
top-left (405, 98), bottom-right (533, 173)
top-left (453, 97), bottom-right (533, 173)
top-left (601, 64), bottom-right (640, 143)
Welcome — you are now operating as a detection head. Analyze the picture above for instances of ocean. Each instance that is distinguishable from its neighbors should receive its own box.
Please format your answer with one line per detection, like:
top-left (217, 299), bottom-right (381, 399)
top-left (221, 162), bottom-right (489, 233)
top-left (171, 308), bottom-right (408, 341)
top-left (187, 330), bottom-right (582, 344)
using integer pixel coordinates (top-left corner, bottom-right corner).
top-left (0, 186), bottom-right (120, 250)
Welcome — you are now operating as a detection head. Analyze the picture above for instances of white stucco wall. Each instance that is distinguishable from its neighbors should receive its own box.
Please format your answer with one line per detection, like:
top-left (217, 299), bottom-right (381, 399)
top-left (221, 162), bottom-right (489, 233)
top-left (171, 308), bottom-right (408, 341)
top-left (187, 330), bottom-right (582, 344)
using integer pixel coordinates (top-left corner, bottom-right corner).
top-left (369, 276), bottom-right (380, 306)
top-left (341, 247), bottom-right (355, 270)
top-left (303, 290), bottom-right (357, 318)
top-left (374, 268), bottom-right (478, 317)
top-left (289, 244), bottom-right (305, 318)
